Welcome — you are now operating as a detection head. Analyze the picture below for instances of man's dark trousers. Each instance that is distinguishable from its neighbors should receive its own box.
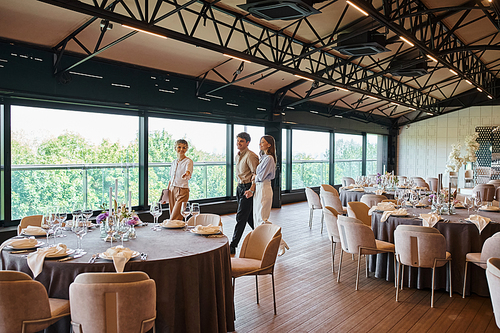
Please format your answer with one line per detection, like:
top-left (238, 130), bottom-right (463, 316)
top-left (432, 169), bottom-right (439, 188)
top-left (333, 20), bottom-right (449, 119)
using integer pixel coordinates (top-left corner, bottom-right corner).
top-left (230, 183), bottom-right (254, 249)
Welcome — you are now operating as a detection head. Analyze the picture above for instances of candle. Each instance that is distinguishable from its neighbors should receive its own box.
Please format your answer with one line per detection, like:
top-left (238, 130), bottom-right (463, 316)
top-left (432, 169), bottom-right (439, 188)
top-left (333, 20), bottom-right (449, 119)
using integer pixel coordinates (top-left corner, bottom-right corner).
top-left (128, 191), bottom-right (132, 213)
top-left (108, 186), bottom-right (113, 219)
top-left (115, 179), bottom-right (118, 204)
top-left (383, 165), bottom-right (386, 174)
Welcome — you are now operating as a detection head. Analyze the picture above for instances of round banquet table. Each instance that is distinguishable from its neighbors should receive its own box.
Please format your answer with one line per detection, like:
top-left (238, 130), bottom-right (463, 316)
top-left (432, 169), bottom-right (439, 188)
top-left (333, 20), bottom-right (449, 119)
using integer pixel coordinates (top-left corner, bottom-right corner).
top-left (369, 207), bottom-right (500, 297)
top-left (0, 225), bottom-right (235, 333)
top-left (340, 189), bottom-right (395, 206)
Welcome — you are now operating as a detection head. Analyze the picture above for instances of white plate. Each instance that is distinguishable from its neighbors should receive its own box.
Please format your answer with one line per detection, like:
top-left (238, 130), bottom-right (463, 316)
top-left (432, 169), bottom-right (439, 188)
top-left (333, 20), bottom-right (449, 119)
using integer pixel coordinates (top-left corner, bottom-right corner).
top-left (190, 229), bottom-right (221, 235)
top-left (98, 251), bottom-right (140, 260)
top-left (479, 207), bottom-right (500, 212)
top-left (160, 220), bottom-right (186, 229)
top-left (5, 240), bottom-right (44, 250)
top-left (21, 231), bottom-right (47, 237)
top-left (391, 214), bottom-right (410, 217)
top-left (45, 249), bottom-right (75, 260)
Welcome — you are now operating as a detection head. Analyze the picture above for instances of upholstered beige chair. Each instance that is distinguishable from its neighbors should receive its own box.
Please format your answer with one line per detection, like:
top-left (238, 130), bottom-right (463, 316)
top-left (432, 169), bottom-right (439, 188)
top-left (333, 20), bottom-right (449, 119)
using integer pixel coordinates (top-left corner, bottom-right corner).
top-left (464, 169), bottom-right (474, 188)
top-left (497, 187), bottom-right (500, 202)
top-left (394, 225), bottom-right (452, 307)
top-left (347, 201), bottom-right (371, 227)
top-left (187, 213), bottom-right (222, 228)
top-left (231, 223), bottom-right (282, 315)
top-left (0, 270), bottom-right (70, 333)
top-left (411, 176), bottom-right (424, 181)
top-left (486, 258), bottom-right (500, 329)
top-left (426, 178), bottom-right (440, 192)
top-left (382, 199), bottom-right (397, 204)
top-left (472, 183), bottom-right (496, 202)
top-left (17, 215), bottom-right (43, 235)
top-left (320, 190), bottom-right (347, 217)
top-left (323, 206), bottom-right (341, 273)
top-left (69, 271), bottom-right (156, 333)
top-left (462, 232), bottom-right (500, 298)
top-left (320, 184), bottom-right (339, 197)
top-left (360, 194), bottom-right (387, 207)
top-left (305, 187), bottom-right (323, 230)
top-left (414, 179), bottom-right (430, 189)
top-left (488, 179), bottom-right (500, 189)
top-left (336, 216), bottom-right (395, 290)
top-left (342, 177), bottom-right (355, 187)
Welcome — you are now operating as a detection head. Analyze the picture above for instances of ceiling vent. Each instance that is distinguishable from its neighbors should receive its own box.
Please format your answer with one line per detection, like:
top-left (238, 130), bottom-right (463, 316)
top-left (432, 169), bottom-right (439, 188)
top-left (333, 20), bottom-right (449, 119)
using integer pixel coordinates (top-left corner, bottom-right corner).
top-left (238, 0), bottom-right (321, 20)
top-left (388, 61), bottom-right (428, 77)
top-left (333, 32), bottom-right (390, 56)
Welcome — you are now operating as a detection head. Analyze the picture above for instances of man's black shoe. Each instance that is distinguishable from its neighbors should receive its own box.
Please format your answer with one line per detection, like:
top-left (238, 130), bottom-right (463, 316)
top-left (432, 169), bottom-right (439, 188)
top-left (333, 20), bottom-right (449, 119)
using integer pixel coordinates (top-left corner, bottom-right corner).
top-left (230, 246), bottom-right (236, 255)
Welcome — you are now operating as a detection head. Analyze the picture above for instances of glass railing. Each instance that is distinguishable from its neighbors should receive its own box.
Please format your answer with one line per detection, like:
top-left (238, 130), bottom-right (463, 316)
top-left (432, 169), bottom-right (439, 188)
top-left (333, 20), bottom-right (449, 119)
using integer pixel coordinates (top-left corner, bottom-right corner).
top-left (292, 160), bottom-right (329, 189)
top-left (11, 161), bottom-right (226, 220)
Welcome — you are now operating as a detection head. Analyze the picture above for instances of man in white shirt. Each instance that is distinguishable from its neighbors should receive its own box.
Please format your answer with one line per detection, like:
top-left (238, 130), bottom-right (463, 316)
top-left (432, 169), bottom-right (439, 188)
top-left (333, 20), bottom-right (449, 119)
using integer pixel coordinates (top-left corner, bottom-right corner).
top-left (230, 132), bottom-right (259, 255)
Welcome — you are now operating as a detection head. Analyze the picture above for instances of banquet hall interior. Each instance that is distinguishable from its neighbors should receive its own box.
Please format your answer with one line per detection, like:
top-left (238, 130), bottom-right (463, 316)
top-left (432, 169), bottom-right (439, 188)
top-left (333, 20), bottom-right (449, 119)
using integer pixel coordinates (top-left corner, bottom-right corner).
top-left (1, 0), bottom-right (500, 332)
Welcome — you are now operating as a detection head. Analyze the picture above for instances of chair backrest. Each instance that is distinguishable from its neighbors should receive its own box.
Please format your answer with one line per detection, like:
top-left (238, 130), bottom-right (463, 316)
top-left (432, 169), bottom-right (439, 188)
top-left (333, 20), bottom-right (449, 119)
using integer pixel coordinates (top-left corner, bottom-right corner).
top-left (320, 184), bottom-right (339, 197)
top-left (464, 169), bottom-right (473, 179)
top-left (347, 201), bottom-right (371, 226)
top-left (480, 232), bottom-right (500, 266)
top-left (360, 194), bottom-right (387, 207)
top-left (449, 171), bottom-right (458, 177)
top-left (426, 178), bottom-right (440, 192)
top-left (497, 187), bottom-right (500, 202)
top-left (488, 180), bottom-right (500, 189)
top-left (323, 206), bottom-right (341, 243)
top-left (398, 176), bottom-right (407, 180)
top-left (472, 183), bottom-right (496, 202)
top-left (487, 258), bottom-right (500, 329)
top-left (321, 191), bottom-right (344, 215)
top-left (239, 223), bottom-right (282, 272)
top-left (414, 179), bottom-right (430, 189)
top-left (70, 272), bottom-right (156, 333)
top-left (411, 176), bottom-right (424, 181)
top-left (337, 215), bottom-right (376, 255)
top-left (305, 187), bottom-right (322, 209)
top-left (187, 213), bottom-right (222, 227)
top-left (0, 271), bottom-right (53, 333)
top-left (342, 177), bottom-right (355, 187)
top-left (394, 225), bottom-right (447, 268)
top-left (17, 215), bottom-right (43, 235)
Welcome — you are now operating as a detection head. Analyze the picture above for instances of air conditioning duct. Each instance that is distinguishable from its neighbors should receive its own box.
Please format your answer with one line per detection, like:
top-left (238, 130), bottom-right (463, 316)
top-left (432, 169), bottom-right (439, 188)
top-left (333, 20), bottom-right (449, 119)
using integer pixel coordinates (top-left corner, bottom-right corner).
top-left (238, 0), bottom-right (321, 20)
top-left (333, 32), bottom-right (390, 56)
top-left (388, 60), bottom-right (428, 77)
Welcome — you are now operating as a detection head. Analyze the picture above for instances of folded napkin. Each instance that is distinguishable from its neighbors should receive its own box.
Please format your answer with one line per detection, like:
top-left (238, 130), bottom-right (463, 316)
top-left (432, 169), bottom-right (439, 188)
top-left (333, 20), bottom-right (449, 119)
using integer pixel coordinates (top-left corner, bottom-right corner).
top-left (419, 213), bottom-right (441, 227)
top-left (0, 237), bottom-right (37, 252)
top-left (455, 202), bottom-right (465, 208)
top-left (374, 189), bottom-right (385, 195)
top-left (348, 188), bottom-right (365, 192)
top-left (193, 224), bottom-right (221, 234)
top-left (368, 202), bottom-right (395, 215)
top-left (21, 226), bottom-right (46, 236)
top-left (162, 219), bottom-right (186, 228)
top-left (381, 208), bottom-right (408, 222)
top-left (479, 205), bottom-right (500, 211)
top-left (27, 244), bottom-right (68, 278)
top-left (468, 215), bottom-right (491, 234)
top-left (104, 246), bottom-right (134, 273)
top-left (413, 186), bottom-right (428, 190)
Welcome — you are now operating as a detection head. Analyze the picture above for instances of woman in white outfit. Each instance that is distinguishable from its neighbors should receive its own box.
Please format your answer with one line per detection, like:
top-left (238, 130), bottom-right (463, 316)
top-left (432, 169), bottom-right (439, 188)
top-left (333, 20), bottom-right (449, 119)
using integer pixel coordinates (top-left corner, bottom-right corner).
top-left (245, 135), bottom-right (276, 224)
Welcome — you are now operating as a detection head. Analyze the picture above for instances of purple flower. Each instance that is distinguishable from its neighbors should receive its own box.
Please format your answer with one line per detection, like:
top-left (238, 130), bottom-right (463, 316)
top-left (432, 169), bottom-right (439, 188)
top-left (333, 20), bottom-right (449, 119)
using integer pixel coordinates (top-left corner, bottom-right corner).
top-left (96, 212), bottom-right (108, 224)
top-left (127, 216), bottom-right (140, 226)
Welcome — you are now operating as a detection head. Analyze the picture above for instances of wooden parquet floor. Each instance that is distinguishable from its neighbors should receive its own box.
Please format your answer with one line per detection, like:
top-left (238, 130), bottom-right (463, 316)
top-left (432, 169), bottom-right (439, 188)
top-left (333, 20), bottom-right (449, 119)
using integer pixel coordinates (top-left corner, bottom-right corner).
top-left (221, 201), bottom-right (500, 333)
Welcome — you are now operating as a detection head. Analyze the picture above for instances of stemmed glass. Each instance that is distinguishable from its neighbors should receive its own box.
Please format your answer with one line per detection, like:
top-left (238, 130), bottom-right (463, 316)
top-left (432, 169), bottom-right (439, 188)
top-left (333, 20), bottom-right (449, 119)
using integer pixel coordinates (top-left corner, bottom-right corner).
top-left (44, 208), bottom-right (56, 245)
top-left (106, 217), bottom-right (117, 247)
top-left (410, 191), bottom-right (420, 209)
top-left (464, 196), bottom-right (474, 216)
top-left (72, 216), bottom-right (87, 254)
top-left (150, 202), bottom-right (162, 231)
top-left (181, 202), bottom-right (191, 225)
top-left (83, 207), bottom-right (93, 227)
top-left (115, 220), bottom-right (130, 247)
top-left (71, 207), bottom-right (82, 229)
top-left (191, 203), bottom-right (200, 226)
top-left (55, 209), bottom-right (67, 238)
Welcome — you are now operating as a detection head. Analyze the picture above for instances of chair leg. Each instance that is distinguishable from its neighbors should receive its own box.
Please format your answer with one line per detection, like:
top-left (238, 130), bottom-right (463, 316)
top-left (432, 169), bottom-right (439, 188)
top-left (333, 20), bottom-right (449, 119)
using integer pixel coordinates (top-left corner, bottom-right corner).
top-left (320, 211), bottom-right (324, 234)
top-left (365, 255), bottom-right (369, 278)
top-left (356, 248), bottom-right (362, 290)
top-left (331, 239), bottom-right (336, 273)
top-left (431, 266), bottom-right (436, 308)
top-left (449, 260), bottom-right (453, 298)
top-left (309, 208), bottom-right (313, 229)
top-left (396, 260), bottom-right (400, 302)
top-left (255, 275), bottom-right (259, 304)
top-left (272, 272), bottom-right (277, 315)
top-left (393, 253), bottom-right (397, 288)
top-left (337, 249), bottom-right (344, 283)
top-left (401, 262), bottom-right (404, 290)
top-left (462, 260), bottom-right (468, 298)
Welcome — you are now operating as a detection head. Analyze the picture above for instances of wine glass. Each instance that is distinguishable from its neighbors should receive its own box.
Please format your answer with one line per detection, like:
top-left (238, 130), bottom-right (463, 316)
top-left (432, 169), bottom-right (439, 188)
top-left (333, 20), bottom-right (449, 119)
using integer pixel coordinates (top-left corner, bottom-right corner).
top-left (72, 216), bottom-right (87, 254)
top-left (71, 206), bottom-right (82, 229)
top-left (464, 196), bottom-right (473, 216)
top-left (181, 202), bottom-right (191, 224)
top-left (55, 209), bottom-right (67, 238)
top-left (115, 220), bottom-right (130, 247)
top-left (83, 206), bottom-right (93, 227)
top-left (44, 208), bottom-right (56, 245)
top-left (191, 203), bottom-right (200, 226)
top-left (150, 202), bottom-right (162, 231)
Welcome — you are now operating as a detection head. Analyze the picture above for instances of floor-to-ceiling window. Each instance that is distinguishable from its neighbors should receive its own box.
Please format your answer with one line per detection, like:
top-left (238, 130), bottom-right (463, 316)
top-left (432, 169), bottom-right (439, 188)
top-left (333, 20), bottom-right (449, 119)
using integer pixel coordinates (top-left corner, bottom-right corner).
top-left (148, 117), bottom-right (226, 202)
top-left (282, 128), bottom-right (288, 190)
top-left (367, 133), bottom-right (383, 175)
top-left (334, 133), bottom-right (363, 184)
top-left (233, 124), bottom-right (265, 195)
top-left (10, 105), bottom-right (139, 220)
top-left (291, 129), bottom-right (330, 189)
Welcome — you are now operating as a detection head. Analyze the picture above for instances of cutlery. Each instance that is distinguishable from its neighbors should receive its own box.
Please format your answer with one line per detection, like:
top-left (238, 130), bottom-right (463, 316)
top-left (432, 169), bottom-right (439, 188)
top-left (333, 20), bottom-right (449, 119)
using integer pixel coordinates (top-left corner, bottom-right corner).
top-left (10, 249), bottom-right (36, 254)
top-left (90, 253), bottom-right (100, 263)
top-left (58, 253), bottom-right (86, 262)
top-left (140, 253), bottom-right (148, 261)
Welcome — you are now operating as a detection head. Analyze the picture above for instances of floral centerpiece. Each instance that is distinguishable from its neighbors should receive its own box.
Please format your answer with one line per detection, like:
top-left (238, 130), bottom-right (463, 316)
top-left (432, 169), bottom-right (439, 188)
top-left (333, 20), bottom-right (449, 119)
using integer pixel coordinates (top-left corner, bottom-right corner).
top-left (446, 133), bottom-right (479, 173)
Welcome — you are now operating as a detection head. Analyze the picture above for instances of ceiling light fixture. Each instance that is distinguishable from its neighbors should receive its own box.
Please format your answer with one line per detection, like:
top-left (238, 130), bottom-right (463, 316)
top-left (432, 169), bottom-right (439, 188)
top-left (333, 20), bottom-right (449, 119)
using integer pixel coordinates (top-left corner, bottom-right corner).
top-left (466, 80), bottom-right (472, 85)
top-left (223, 54), bottom-right (251, 63)
top-left (400, 36), bottom-right (414, 47)
top-left (408, 107), bottom-right (416, 110)
top-left (390, 102), bottom-right (399, 106)
top-left (335, 114), bottom-right (343, 118)
top-left (335, 86), bottom-right (349, 92)
top-left (367, 95), bottom-right (379, 100)
top-left (294, 74), bottom-right (314, 82)
top-left (310, 110), bottom-right (319, 114)
top-left (122, 24), bottom-right (167, 39)
top-left (449, 69), bottom-right (457, 75)
top-left (426, 54), bottom-right (438, 62)
top-left (346, 1), bottom-right (369, 16)
top-left (488, 95), bottom-right (493, 99)
top-left (477, 87), bottom-right (483, 92)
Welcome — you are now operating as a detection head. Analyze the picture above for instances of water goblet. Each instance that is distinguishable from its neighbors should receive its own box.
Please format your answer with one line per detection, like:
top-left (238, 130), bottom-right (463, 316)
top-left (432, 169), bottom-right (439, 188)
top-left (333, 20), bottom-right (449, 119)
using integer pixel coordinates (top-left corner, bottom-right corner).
top-left (181, 202), bottom-right (191, 224)
top-left (72, 217), bottom-right (87, 254)
top-left (150, 202), bottom-right (162, 231)
top-left (83, 207), bottom-right (93, 227)
top-left (464, 196), bottom-right (473, 216)
top-left (115, 220), bottom-right (130, 247)
top-left (191, 203), bottom-right (200, 226)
